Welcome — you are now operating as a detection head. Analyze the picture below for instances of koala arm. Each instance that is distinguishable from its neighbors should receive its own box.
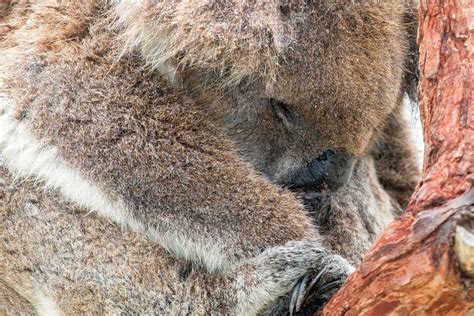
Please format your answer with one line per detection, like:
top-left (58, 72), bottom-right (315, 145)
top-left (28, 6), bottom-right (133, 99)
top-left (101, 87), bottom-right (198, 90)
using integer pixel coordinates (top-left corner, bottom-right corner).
top-left (1, 164), bottom-right (352, 316)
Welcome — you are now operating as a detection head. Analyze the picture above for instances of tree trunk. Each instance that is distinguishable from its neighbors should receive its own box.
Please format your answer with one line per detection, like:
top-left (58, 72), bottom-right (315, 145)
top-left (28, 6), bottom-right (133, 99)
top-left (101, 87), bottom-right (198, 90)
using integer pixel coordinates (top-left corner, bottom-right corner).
top-left (321, 1), bottom-right (473, 315)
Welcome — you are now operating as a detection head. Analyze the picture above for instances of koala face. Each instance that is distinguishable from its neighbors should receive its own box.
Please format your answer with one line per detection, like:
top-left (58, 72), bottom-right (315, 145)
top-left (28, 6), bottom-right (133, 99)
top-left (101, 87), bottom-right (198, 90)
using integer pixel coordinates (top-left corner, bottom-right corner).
top-left (226, 82), bottom-right (359, 197)
top-left (116, 0), bottom-right (407, 197)
top-left (217, 4), bottom-right (406, 197)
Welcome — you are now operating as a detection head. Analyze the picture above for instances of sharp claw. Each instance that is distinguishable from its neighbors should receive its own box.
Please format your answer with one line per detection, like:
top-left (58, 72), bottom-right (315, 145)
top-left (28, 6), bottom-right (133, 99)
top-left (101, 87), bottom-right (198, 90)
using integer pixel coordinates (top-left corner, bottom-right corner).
top-left (289, 266), bottom-right (346, 315)
top-left (295, 274), bottom-right (309, 313)
top-left (289, 274), bottom-right (308, 316)
top-left (289, 285), bottom-right (298, 316)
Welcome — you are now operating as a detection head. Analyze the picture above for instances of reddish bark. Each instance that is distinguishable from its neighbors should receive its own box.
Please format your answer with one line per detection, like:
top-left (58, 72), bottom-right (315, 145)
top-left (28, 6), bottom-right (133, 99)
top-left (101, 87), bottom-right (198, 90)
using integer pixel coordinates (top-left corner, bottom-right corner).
top-left (321, 1), bottom-right (473, 315)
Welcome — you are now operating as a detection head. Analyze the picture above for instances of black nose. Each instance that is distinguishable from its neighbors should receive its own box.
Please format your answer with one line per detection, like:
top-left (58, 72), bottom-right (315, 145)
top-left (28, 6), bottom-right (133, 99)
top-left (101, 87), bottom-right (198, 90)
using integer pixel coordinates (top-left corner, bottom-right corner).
top-left (286, 150), bottom-right (355, 192)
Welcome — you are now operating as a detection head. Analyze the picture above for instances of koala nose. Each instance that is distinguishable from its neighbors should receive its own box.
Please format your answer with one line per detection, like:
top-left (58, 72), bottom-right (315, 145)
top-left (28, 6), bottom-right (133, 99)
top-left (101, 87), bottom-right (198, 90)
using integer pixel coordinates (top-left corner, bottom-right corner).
top-left (289, 150), bottom-right (355, 192)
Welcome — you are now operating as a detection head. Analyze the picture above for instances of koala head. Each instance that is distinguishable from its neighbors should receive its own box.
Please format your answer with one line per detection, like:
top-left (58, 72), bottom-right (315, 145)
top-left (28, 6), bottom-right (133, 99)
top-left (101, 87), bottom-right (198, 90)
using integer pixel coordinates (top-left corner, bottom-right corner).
top-left (115, 0), bottom-right (408, 197)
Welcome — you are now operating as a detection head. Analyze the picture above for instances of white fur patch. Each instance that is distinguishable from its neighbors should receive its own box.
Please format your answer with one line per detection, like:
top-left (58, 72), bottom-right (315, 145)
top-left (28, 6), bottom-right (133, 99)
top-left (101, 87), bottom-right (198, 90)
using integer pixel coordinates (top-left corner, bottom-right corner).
top-left (403, 94), bottom-right (424, 169)
top-left (33, 291), bottom-right (61, 316)
top-left (0, 99), bottom-right (141, 231)
top-left (0, 97), bottom-right (228, 273)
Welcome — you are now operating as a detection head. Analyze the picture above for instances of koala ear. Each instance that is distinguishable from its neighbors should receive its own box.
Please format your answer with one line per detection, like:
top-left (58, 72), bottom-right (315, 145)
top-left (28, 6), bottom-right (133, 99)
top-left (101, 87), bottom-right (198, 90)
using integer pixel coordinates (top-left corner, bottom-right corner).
top-left (112, 0), bottom-right (294, 87)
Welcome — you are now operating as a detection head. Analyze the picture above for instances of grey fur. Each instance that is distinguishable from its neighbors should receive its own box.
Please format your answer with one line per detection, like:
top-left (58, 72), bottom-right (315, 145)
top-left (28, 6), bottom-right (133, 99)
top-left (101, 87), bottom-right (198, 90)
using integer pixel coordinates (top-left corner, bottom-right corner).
top-left (0, 0), bottom-right (419, 314)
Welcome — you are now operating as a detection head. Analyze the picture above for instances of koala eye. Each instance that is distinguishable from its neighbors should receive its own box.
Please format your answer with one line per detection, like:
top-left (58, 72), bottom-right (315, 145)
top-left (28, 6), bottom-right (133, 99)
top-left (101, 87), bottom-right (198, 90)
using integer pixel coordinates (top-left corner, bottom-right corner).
top-left (269, 99), bottom-right (296, 127)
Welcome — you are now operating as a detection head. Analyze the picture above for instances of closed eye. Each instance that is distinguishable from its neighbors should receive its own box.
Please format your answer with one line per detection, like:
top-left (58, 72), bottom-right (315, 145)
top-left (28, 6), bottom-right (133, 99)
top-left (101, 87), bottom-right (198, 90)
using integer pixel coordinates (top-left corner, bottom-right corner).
top-left (269, 99), bottom-right (296, 127)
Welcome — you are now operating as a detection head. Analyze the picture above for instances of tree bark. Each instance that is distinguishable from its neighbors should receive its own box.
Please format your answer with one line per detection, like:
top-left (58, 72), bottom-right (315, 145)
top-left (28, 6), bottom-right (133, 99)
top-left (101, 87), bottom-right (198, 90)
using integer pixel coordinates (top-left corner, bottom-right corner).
top-left (321, 1), bottom-right (473, 314)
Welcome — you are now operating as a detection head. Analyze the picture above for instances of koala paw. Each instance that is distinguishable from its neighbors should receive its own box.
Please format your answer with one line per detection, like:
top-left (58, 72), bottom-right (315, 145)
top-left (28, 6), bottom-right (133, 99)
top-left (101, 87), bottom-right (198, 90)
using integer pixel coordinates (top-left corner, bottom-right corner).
top-left (289, 257), bottom-right (353, 315)
top-left (233, 240), bottom-right (354, 315)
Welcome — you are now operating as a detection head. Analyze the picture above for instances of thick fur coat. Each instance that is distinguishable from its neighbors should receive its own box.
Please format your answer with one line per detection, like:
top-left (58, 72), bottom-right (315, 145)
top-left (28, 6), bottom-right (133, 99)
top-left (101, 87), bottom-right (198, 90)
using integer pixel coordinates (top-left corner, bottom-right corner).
top-left (1, 1), bottom-right (420, 314)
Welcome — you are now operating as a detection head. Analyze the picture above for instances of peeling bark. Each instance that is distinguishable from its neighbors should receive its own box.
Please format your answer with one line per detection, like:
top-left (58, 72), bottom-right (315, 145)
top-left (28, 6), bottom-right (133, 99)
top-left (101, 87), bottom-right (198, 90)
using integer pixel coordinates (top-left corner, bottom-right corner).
top-left (321, 1), bottom-right (473, 314)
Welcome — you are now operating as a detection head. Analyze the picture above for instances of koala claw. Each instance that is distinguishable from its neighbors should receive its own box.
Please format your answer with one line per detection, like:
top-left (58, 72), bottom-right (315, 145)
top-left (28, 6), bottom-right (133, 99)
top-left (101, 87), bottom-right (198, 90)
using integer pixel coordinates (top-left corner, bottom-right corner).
top-left (289, 274), bottom-right (307, 315)
top-left (289, 266), bottom-right (329, 315)
top-left (289, 261), bottom-right (351, 316)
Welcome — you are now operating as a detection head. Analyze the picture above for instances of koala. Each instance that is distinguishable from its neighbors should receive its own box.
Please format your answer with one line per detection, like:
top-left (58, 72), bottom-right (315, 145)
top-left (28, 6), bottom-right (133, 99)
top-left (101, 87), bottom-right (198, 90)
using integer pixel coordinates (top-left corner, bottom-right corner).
top-left (0, 0), bottom-right (420, 315)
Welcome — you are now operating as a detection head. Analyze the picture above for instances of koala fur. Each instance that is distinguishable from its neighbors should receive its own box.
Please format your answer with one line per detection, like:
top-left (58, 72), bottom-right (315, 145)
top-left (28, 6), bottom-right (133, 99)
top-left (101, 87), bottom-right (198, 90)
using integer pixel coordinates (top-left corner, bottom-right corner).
top-left (0, 0), bottom-right (420, 314)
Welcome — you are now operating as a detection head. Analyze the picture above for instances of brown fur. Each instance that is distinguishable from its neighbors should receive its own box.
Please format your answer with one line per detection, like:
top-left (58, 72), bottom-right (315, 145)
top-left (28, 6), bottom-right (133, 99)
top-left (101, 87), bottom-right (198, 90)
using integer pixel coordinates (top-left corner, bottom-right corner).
top-left (113, 0), bottom-right (420, 206)
top-left (115, 1), bottom-right (410, 175)
top-left (1, 166), bottom-right (291, 314)
top-left (0, 0), bottom-right (420, 314)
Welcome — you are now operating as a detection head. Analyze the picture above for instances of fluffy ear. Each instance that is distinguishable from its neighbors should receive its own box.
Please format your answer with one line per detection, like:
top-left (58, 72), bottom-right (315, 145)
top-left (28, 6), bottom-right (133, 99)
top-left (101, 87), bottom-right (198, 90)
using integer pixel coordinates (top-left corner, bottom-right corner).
top-left (112, 0), bottom-right (294, 86)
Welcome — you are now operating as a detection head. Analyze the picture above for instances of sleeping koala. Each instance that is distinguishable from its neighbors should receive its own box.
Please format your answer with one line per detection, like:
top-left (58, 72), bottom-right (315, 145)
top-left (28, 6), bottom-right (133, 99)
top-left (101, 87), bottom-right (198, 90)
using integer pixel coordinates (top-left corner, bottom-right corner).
top-left (0, 0), bottom-right (419, 314)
